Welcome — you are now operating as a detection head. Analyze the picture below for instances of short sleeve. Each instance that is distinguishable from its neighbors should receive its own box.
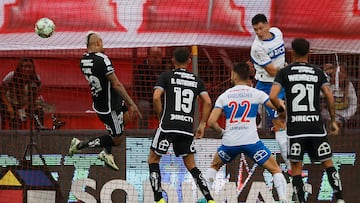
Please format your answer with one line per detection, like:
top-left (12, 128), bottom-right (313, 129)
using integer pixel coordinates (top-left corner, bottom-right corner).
top-left (154, 71), bottom-right (167, 90)
top-left (274, 68), bottom-right (285, 87)
top-left (214, 93), bottom-right (225, 109)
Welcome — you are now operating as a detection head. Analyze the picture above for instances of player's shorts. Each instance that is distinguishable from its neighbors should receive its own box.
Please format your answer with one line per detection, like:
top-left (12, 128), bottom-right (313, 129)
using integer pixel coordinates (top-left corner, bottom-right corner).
top-left (97, 110), bottom-right (125, 137)
top-left (256, 81), bottom-right (285, 119)
top-left (150, 128), bottom-right (196, 157)
top-left (288, 136), bottom-right (333, 162)
top-left (217, 141), bottom-right (272, 166)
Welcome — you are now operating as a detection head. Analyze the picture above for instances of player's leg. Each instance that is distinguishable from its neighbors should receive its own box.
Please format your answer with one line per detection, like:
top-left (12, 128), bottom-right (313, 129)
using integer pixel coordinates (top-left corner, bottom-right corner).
top-left (148, 130), bottom-right (170, 203)
top-left (261, 83), bottom-right (291, 173)
top-left (205, 144), bottom-right (239, 189)
top-left (68, 110), bottom-right (124, 170)
top-left (291, 161), bottom-right (305, 203)
top-left (313, 137), bottom-right (344, 202)
top-left (68, 111), bottom-right (116, 153)
top-left (250, 141), bottom-right (287, 202)
top-left (288, 137), bottom-right (306, 203)
top-left (176, 136), bottom-right (214, 202)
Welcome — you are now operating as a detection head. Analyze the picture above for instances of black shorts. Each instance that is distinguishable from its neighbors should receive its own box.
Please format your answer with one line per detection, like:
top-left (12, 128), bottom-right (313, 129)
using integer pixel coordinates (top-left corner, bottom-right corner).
top-left (288, 136), bottom-right (333, 162)
top-left (97, 110), bottom-right (125, 137)
top-left (150, 128), bottom-right (196, 157)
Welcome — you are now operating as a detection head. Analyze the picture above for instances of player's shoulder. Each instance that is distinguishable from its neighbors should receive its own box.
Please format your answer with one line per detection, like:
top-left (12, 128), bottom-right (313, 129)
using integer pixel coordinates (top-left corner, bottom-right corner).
top-left (250, 37), bottom-right (264, 51)
top-left (270, 27), bottom-right (283, 35)
top-left (94, 52), bottom-right (110, 60)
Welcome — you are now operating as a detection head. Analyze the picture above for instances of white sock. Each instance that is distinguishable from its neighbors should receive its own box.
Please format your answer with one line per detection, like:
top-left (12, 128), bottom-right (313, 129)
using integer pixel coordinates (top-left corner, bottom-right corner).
top-left (204, 168), bottom-right (217, 189)
top-left (275, 130), bottom-right (291, 170)
top-left (273, 172), bottom-right (287, 200)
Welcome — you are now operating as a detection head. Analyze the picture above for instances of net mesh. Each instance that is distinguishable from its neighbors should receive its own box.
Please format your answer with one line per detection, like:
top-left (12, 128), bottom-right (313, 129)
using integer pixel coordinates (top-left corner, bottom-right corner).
top-left (0, 1), bottom-right (359, 203)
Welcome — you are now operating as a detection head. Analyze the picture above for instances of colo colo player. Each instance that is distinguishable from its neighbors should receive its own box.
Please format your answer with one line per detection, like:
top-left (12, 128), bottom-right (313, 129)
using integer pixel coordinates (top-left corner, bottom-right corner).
top-left (147, 47), bottom-right (215, 203)
top-left (270, 38), bottom-right (345, 203)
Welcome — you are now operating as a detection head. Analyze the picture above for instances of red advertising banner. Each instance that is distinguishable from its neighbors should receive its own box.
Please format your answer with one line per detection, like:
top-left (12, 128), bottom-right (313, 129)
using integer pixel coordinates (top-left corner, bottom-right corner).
top-left (0, 0), bottom-right (359, 53)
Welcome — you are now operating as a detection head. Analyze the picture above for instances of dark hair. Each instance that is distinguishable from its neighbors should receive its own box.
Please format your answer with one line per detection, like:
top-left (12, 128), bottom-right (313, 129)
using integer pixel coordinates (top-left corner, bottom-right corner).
top-left (292, 38), bottom-right (310, 57)
top-left (173, 47), bottom-right (190, 64)
top-left (252, 13), bottom-right (268, 25)
top-left (86, 32), bottom-right (96, 48)
top-left (233, 62), bottom-right (250, 81)
top-left (14, 58), bottom-right (40, 84)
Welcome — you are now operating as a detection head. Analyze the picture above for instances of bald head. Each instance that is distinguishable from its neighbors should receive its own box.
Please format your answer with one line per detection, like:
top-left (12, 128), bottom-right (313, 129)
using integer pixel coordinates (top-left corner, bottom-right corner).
top-left (86, 32), bottom-right (103, 52)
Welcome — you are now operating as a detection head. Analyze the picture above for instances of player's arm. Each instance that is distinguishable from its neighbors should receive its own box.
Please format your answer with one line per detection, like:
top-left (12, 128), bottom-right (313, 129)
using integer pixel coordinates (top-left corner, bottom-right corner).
top-left (269, 83), bottom-right (285, 112)
top-left (207, 108), bottom-right (224, 137)
top-left (153, 88), bottom-right (163, 120)
top-left (322, 84), bottom-right (339, 135)
top-left (264, 63), bottom-right (279, 77)
top-left (195, 92), bottom-right (212, 139)
top-left (107, 72), bottom-right (143, 119)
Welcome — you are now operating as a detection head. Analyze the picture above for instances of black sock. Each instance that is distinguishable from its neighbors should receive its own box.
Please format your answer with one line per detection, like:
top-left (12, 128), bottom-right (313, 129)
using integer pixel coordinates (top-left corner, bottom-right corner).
top-left (104, 146), bottom-right (112, 154)
top-left (292, 175), bottom-right (305, 203)
top-left (78, 136), bottom-right (114, 150)
top-left (189, 167), bottom-right (213, 201)
top-left (149, 163), bottom-right (163, 201)
top-left (326, 167), bottom-right (343, 199)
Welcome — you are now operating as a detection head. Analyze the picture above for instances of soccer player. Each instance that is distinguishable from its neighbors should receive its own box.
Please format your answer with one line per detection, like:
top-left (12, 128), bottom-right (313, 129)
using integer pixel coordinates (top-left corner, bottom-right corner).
top-left (204, 62), bottom-right (288, 203)
top-left (270, 38), bottom-right (345, 203)
top-left (68, 32), bottom-right (142, 170)
top-left (148, 47), bottom-right (215, 203)
top-left (250, 13), bottom-right (291, 173)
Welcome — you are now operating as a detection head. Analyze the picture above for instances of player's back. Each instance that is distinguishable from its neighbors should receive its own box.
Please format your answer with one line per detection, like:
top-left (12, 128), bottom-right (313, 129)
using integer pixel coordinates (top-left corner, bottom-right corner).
top-left (155, 68), bottom-right (206, 136)
top-left (80, 52), bottom-right (118, 114)
top-left (275, 62), bottom-right (328, 137)
top-left (216, 85), bottom-right (268, 146)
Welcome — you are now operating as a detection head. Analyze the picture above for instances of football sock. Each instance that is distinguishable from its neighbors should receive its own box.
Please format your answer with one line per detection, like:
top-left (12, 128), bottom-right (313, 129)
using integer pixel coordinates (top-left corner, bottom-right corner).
top-left (326, 167), bottom-right (343, 199)
top-left (104, 146), bottom-right (112, 154)
top-left (149, 163), bottom-right (163, 201)
top-left (273, 172), bottom-right (287, 199)
top-left (190, 167), bottom-right (213, 201)
top-left (292, 175), bottom-right (305, 203)
top-left (78, 136), bottom-right (114, 149)
top-left (205, 167), bottom-right (218, 188)
top-left (275, 130), bottom-right (291, 170)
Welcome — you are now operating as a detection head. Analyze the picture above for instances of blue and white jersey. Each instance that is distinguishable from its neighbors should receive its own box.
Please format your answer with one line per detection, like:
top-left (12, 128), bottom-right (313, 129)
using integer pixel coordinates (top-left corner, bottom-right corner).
top-left (250, 27), bottom-right (285, 82)
top-left (215, 85), bottom-right (269, 146)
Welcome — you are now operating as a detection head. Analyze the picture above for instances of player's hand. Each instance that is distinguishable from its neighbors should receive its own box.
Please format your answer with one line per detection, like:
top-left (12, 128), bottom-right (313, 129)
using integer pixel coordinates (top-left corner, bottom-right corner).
top-left (129, 104), bottom-right (143, 120)
top-left (327, 120), bottom-right (339, 136)
top-left (277, 101), bottom-right (286, 121)
top-left (195, 122), bottom-right (206, 139)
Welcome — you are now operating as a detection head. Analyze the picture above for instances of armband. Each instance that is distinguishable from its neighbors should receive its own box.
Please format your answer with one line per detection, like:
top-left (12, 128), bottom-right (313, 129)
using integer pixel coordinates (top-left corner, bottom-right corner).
top-left (277, 106), bottom-right (285, 113)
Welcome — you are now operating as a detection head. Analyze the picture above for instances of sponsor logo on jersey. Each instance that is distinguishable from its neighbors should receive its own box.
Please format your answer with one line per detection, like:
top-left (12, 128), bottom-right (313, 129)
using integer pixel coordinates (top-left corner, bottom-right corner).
top-left (268, 44), bottom-right (285, 59)
top-left (291, 115), bottom-right (320, 122)
top-left (170, 113), bottom-right (194, 122)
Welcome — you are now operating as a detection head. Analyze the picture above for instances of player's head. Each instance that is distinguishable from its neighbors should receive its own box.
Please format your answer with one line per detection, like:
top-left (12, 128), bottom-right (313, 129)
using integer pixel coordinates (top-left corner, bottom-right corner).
top-left (251, 14), bottom-right (270, 40)
top-left (231, 62), bottom-right (250, 85)
top-left (291, 38), bottom-right (310, 58)
top-left (86, 31), bottom-right (103, 52)
top-left (172, 47), bottom-right (190, 66)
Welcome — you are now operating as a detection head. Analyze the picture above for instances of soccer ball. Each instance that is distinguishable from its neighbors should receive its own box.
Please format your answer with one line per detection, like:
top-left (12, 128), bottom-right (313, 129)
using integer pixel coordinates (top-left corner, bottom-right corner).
top-left (35, 18), bottom-right (55, 38)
